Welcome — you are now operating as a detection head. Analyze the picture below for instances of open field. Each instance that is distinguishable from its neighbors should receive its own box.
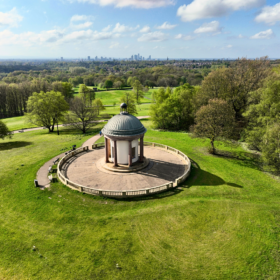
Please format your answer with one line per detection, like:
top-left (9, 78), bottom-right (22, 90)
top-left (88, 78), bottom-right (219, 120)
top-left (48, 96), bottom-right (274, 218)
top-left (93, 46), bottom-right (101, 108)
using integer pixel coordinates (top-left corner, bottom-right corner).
top-left (1, 119), bottom-right (280, 279)
top-left (2, 116), bottom-right (39, 131)
top-left (73, 87), bottom-right (156, 105)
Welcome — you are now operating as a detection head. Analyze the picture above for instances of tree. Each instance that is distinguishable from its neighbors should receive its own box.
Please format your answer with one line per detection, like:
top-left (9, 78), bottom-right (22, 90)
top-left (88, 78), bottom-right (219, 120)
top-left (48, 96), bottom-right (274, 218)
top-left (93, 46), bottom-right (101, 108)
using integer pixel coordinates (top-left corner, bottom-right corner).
top-left (26, 91), bottom-right (69, 133)
top-left (52, 82), bottom-right (74, 102)
top-left (104, 80), bottom-right (113, 89)
top-left (244, 75), bottom-right (280, 151)
top-left (150, 84), bottom-right (196, 130)
top-left (132, 80), bottom-right (144, 104)
top-left (261, 123), bottom-right (280, 171)
top-left (79, 84), bottom-right (95, 106)
top-left (120, 93), bottom-right (137, 115)
top-left (193, 99), bottom-right (235, 154)
top-left (93, 98), bottom-right (105, 115)
top-left (196, 57), bottom-right (271, 119)
top-left (0, 120), bottom-right (12, 140)
top-left (114, 81), bottom-right (122, 89)
top-left (67, 97), bottom-right (98, 134)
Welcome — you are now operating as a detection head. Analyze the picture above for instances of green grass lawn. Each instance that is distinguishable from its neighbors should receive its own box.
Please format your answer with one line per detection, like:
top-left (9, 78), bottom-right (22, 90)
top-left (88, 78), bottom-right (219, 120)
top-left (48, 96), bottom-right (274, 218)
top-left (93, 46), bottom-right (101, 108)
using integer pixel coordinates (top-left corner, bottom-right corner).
top-left (1, 119), bottom-right (280, 279)
top-left (73, 87), bottom-right (156, 105)
top-left (2, 116), bottom-right (38, 131)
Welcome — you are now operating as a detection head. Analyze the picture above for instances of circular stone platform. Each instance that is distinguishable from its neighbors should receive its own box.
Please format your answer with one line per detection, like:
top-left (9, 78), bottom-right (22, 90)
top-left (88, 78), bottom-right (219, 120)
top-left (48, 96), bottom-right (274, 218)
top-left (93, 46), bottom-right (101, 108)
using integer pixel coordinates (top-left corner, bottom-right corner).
top-left (61, 147), bottom-right (187, 191)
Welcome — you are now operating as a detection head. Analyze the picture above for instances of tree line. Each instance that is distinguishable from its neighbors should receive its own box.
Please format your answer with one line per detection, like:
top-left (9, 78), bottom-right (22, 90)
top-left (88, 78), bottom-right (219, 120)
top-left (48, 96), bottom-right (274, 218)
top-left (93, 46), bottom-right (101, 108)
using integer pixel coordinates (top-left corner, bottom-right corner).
top-left (150, 57), bottom-right (280, 172)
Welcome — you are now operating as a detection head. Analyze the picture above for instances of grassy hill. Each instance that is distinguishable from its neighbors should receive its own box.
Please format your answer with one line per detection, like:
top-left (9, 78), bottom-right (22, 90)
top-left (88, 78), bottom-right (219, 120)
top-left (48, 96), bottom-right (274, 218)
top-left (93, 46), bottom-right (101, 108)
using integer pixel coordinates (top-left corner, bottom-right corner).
top-left (0, 119), bottom-right (280, 279)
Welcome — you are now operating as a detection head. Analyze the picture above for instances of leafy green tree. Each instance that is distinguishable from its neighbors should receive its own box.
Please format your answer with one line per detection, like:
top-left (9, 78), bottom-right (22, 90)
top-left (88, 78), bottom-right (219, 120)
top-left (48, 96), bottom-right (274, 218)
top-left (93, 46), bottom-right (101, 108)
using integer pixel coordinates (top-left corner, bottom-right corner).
top-left (261, 123), bottom-right (280, 171)
top-left (244, 76), bottom-right (280, 151)
top-left (114, 81), bottom-right (122, 89)
top-left (93, 98), bottom-right (105, 115)
top-left (104, 80), bottom-right (113, 89)
top-left (132, 80), bottom-right (144, 104)
top-left (197, 57), bottom-right (270, 119)
top-left (127, 76), bottom-right (137, 86)
top-left (79, 84), bottom-right (95, 106)
top-left (26, 91), bottom-right (69, 132)
top-left (120, 93), bottom-right (137, 115)
top-left (67, 97), bottom-right (98, 134)
top-left (0, 120), bottom-right (12, 140)
top-left (150, 84), bottom-right (196, 130)
top-left (193, 99), bottom-right (235, 154)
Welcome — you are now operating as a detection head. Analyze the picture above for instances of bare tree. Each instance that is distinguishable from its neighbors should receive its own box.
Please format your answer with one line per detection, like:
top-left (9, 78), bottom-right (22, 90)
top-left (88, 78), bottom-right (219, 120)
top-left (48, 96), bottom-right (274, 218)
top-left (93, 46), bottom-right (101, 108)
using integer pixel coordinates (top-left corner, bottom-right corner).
top-left (66, 97), bottom-right (98, 134)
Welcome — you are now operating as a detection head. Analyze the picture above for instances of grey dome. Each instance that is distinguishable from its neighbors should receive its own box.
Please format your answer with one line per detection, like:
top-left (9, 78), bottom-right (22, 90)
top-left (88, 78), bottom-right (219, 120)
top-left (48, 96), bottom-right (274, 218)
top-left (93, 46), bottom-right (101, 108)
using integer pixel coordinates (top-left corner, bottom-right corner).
top-left (102, 114), bottom-right (147, 137)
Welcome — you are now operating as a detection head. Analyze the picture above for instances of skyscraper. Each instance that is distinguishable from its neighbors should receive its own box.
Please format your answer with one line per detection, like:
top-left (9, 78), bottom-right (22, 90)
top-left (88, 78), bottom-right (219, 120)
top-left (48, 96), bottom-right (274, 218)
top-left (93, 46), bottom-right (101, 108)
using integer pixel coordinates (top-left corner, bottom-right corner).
top-left (88, 56), bottom-right (90, 60)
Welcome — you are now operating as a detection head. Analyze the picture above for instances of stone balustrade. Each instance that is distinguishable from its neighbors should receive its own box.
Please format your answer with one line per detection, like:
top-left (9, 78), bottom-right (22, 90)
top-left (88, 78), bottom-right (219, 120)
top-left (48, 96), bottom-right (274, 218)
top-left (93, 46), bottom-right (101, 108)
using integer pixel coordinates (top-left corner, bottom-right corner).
top-left (57, 142), bottom-right (191, 198)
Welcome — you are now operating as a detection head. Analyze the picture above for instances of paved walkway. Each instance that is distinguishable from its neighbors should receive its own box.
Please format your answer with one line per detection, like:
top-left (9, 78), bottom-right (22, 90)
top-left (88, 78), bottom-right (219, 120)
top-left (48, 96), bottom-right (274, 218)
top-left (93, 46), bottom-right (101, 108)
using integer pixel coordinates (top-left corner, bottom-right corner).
top-left (36, 134), bottom-right (102, 188)
top-left (35, 116), bottom-right (150, 188)
top-left (62, 147), bottom-right (186, 191)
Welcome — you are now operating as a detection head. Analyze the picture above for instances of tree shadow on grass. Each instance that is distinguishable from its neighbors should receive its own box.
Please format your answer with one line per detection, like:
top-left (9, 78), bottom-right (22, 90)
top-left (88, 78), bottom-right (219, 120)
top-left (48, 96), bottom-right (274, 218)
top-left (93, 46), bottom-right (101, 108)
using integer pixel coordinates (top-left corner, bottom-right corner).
top-left (0, 141), bottom-right (33, 151)
top-left (213, 149), bottom-right (260, 171)
top-left (185, 159), bottom-right (243, 189)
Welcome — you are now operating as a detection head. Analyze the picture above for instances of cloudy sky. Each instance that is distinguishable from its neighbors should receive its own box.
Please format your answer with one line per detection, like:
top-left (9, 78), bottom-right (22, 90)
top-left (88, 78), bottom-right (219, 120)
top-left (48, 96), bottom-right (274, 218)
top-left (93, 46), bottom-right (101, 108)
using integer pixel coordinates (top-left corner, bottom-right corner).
top-left (0, 0), bottom-right (279, 59)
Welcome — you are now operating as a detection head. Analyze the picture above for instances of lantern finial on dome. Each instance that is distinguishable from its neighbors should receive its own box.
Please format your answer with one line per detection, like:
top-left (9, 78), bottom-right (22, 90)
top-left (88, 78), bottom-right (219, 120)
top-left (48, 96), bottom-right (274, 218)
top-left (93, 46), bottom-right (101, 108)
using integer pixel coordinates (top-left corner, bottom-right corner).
top-left (120, 103), bottom-right (128, 115)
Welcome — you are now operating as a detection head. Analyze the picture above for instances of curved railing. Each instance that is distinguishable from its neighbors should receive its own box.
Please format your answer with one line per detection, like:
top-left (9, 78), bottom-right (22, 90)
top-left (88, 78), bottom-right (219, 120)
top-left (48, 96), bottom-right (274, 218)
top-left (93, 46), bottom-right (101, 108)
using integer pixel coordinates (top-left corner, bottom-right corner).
top-left (57, 142), bottom-right (191, 198)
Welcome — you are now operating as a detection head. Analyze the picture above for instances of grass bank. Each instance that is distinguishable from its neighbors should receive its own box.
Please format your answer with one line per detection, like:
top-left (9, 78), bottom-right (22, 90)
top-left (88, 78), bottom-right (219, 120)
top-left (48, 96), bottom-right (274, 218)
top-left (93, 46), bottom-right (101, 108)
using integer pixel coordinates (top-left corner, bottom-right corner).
top-left (0, 120), bottom-right (280, 279)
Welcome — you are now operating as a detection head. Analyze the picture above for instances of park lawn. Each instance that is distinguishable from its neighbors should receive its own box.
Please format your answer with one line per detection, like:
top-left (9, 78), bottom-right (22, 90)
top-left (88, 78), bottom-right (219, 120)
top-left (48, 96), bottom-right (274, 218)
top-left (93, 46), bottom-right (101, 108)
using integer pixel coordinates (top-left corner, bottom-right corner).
top-left (95, 135), bottom-right (104, 144)
top-left (73, 87), bottom-right (155, 105)
top-left (2, 116), bottom-right (38, 131)
top-left (1, 120), bottom-right (280, 279)
top-left (100, 103), bottom-right (151, 118)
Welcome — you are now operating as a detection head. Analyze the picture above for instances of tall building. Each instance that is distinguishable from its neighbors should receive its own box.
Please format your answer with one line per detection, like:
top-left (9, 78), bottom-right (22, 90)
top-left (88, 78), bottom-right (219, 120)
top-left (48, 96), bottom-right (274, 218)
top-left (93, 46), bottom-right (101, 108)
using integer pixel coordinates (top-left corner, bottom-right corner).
top-left (148, 55), bottom-right (151, 60)
top-left (61, 57), bottom-right (63, 61)
top-left (88, 56), bottom-right (90, 60)
top-left (95, 56), bottom-right (98, 60)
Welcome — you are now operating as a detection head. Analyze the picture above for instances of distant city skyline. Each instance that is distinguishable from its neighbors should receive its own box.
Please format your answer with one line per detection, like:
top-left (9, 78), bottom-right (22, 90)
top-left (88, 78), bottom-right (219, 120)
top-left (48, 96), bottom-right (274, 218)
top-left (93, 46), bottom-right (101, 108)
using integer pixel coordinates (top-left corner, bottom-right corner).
top-left (0, 0), bottom-right (280, 58)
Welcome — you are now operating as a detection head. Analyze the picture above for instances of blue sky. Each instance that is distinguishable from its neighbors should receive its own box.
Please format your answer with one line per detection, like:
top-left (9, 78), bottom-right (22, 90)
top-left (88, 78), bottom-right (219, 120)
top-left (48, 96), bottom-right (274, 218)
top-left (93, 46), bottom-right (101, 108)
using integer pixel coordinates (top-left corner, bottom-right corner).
top-left (0, 0), bottom-right (279, 59)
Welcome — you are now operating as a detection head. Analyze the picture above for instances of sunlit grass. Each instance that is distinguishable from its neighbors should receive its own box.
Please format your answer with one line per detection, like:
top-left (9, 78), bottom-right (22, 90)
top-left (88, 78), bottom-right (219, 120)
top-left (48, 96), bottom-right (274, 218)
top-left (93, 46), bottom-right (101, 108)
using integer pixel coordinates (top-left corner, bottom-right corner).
top-left (1, 120), bottom-right (280, 279)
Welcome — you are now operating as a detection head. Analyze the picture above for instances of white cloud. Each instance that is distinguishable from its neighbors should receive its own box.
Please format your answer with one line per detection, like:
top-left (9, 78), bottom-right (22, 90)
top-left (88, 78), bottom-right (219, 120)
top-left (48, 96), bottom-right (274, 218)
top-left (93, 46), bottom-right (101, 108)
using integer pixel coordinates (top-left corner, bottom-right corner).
top-left (70, 15), bottom-right (94, 29)
top-left (0, 8), bottom-right (23, 27)
top-left (255, 3), bottom-right (280, 25)
top-left (226, 44), bottom-right (232, 48)
top-left (68, 0), bottom-right (175, 9)
top-left (175, 34), bottom-right (193, 40)
top-left (140, 25), bottom-right (151, 33)
top-left (137, 31), bottom-right (168, 42)
top-left (194, 21), bottom-right (222, 34)
top-left (175, 34), bottom-right (183, 39)
top-left (0, 28), bottom-right (117, 47)
top-left (109, 42), bottom-right (120, 48)
top-left (250, 29), bottom-right (274, 39)
top-left (113, 23), bottom-right (139, 33)
top-left (71, 21), bottom-right (93, 29)
top-left (177, 0), bottom-right (265, 21)
top-left (156, 22), bottom-right (177, 30)
top-left (71, 15), bottom-right (88, 21)
top-left (102, 25), bottom-right (112, 32)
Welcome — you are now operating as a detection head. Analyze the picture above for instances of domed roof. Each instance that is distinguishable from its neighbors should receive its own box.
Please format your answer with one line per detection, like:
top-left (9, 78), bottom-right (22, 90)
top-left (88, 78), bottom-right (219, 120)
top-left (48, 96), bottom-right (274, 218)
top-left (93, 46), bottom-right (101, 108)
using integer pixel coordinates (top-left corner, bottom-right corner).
top-left (102, 114), bottom-right (147, 137)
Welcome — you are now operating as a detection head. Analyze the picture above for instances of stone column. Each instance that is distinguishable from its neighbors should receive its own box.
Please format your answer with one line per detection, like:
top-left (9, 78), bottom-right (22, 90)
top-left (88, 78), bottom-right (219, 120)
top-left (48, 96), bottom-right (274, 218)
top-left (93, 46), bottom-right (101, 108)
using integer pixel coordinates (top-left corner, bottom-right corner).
top-left (128, 140), bottom-right (132, 167)
top-left (105, 137), bottom-right (109, 163)
top-left (140, 136), bottom-right (144, 163)
top-left (114, 140), bottom-right (118, 167)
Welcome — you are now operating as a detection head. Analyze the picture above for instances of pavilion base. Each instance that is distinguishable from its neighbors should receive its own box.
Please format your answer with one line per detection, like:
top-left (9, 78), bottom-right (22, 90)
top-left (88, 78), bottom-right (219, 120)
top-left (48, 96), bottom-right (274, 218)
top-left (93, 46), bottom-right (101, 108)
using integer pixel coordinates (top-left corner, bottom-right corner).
top-left (101, 157), bottom-right (150, 173)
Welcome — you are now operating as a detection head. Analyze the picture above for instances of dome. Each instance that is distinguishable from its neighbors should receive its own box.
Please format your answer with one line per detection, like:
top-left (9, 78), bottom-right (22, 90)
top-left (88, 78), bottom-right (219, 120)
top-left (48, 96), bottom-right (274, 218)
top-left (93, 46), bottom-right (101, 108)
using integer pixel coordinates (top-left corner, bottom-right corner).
top-left (102, 114), bottom-right (147, 137)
